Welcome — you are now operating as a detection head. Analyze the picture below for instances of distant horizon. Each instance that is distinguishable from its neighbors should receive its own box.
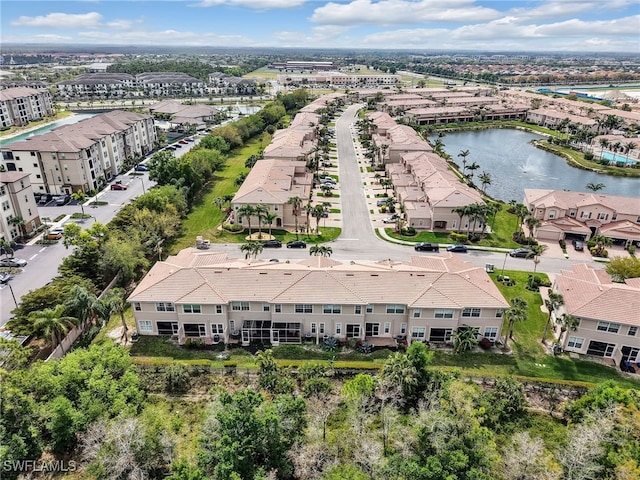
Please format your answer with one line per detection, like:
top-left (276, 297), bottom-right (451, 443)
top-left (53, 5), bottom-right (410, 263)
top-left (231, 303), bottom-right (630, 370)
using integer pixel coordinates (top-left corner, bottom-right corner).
top-left (1, 1), bottom-right (638, 54)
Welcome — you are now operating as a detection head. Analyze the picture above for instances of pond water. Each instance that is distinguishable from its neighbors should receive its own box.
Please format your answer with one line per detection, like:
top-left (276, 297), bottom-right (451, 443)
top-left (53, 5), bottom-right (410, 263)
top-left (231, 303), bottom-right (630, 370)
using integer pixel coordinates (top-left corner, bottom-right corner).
top-left (0, 113), bottom-right (96, 147)
top-left (435, 129), bottom-right (640, 201)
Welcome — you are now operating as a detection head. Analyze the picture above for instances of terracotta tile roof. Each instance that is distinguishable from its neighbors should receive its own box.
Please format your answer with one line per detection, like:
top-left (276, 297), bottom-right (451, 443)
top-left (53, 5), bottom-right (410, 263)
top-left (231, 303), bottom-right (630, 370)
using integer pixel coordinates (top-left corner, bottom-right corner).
top-left (525, 189), bottom-right (640, 216)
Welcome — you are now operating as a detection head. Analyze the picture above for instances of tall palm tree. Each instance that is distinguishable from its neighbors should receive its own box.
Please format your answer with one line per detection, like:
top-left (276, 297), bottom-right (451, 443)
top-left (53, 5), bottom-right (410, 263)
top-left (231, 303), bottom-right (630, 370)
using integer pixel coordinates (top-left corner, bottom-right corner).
top-left (503, 297), bottom-right (528, 350)
top-left (8, 217), bottom-right (26, 242)
top-left (71, 190), bottom-right (87, 220)
top-left (458, 149), bottom-right (470, 175)
top-left (558, 314), bottom-right (579, 345)
top-left (542, 291), bottom-right (564, 343)
top-left (239, 241), bottom-right (263, 260)
top-left (598, 138), bottom-right (609, 158)
top-left (478, 171), bottom-right (492, 194)
top-left (311, 204), bottom-right (326, 234)
top-left (236, 204), bottom-right (257, 237)
top-left (102, 287), bottom-right (129, 344)
top-left (524, 216), bottom-right (541, 245)
top-left (513, 203), bottom-right (530, 238)
top-left (65, 284), bottom-right (106, 328)
top-left (288, 196), bottom-right (303, 239)
top-left (624, 141), bottom-right (636, 155)
top-left (29, 304), bottom-right (78, 352)
top-left (466, 162), bottom-right (480, 181)
top-left (310, 245), bottom-right (333, 257)
top-left (254, 204), bottom-right (269, 240)
top-left (452, 205), bottom-right (470, 233)
top-left (585, 182), bottom-right (605, 192)
top-left (264, 211), bottom-right (278, 238)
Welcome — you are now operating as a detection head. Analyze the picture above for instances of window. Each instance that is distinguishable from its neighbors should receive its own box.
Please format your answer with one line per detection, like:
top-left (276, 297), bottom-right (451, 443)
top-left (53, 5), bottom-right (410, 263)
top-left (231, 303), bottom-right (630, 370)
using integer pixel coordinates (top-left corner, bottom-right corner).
top-left (216, 305), bottom-right (223, 314)
top-left (354, 305), bottom-right (362, 315)
top-left (366, 304), bottom-right (374, 313)
top-left (138, 320), bottom-right (152, 332)
top-left (386, 304), bottom-right (405, 314)
top-left (411, 327), bottom-right (426, 340)
top-left (183, 304), bottom-right (201, 314)
top-left (429, 328), bottom-right (453, 342)
top-left (597, 321), bottom-right (620, 333)
top-left (434, 308), bottom-right (453, 319)
top-left (319, 323), bottom-right (325, 334)
top-left (400, 323), bottom-right (407, 334)
top-left (311, 323), bottom-right (317, 334)
top-left (323, 304), bottom-right (342, 314)
top-left (548, 210), bottom-right (556, 219)
top-left (335, 323), bottom-right (342, 335)
top-left (295, 304), bottom-right (313, 313)
top-left (231, 301), bottom-right (250, 311)
top-left (628, 326), bottom-right (638, 337)
top-left (462, 308), bottom-right (481, 317)
top-left (211, 324), bottom-right (224, 334)
top-left (155, 302), bottom-right (175, 312)
top-left (483, 327), bottom-right (498, 341)
top-left (495, 309), bottom-right (504, 318)
top-left (413, 308), bottom-right (421, 318)
top-left (597, 212), bottom-right (608, 220)
top-left (274, 304), bottom-right (282, 313)
top-left (567, 337), bottom-right (584, 349)
top-left (384, 322), bottom-right (391, 334)
top-left (263, 303), bottom-right (270, 312)
top-left (133, 302), bottom-right (141, 311)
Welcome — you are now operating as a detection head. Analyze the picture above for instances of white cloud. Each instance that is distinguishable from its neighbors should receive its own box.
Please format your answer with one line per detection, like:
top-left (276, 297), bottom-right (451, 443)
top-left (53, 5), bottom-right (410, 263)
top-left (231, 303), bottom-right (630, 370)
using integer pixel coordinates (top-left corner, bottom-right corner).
top-left (105, 19), bottom-right (138, 30)
top-left (310, 0), bottom-right (501, 25)
top-left (274, 24), bottom-right (353, 46)
top-left (11, 12), bottom-right (103, 29)
top-left (191, 0), bottom-right (306, 8)
top-left (75, 29), bottom-right (257, 46)
top-left (508, 0), bottom-right (637, 23)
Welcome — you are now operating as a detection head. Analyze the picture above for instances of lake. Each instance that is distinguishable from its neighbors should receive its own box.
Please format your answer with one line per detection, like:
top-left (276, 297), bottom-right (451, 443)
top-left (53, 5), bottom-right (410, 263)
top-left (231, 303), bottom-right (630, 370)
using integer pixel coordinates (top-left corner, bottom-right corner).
top-left (0, 113), bottom-right (96, 147)
top-left (435, 129), bottom-right (640, 201)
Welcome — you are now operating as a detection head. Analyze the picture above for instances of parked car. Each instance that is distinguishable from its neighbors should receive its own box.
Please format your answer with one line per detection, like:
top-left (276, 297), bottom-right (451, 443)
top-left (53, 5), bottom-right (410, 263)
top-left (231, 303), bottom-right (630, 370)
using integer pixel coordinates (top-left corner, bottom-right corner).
top-left (572, 240), bottom-right (584, 251)
top-left (320, 177), bottom-right (336, 184)
top-left (446, 244), bottom-right (468, 253)
top-left (49, 226), bottom-right (64, 235)
top-left (377, 198), bottom-right (391, 207)
top-left (0, 257), bottom-right (28, 268)
top-left (134, 164), bottom-right (149, 172)
top-left (382, 215), bottom-right (399, 224)
top-left (286, 240), bottom-right (307, 249)
top-left (414, 242), bottom-right (440, 252)
top-left (166, 145), bottom-right (177, 151)
top-left (55, 195), bottom-right (71, 206)
top-left (46, 232), bottom-right (63, 240)
top-left (37, 194), bottom-right (52, 205)
top-left (179, 140), bottom-right (189, 145)
top-left (509, 248), bottom-right (533, 258)
top-left (262, 240), bottom-right (282, 248)
top-left (111, 183), bottom-right (128, 190)
top-left (0, 272), bottom-right (12, 284)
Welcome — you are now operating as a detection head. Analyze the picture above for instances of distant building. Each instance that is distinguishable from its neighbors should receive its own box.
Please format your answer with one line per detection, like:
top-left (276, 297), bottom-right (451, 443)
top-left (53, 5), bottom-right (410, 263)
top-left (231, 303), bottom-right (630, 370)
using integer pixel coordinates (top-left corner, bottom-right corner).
top-left (0, 171), bottom-right (41, 243)
top-left (270, 60), bottom-right (335, 71)
top-left (0, 87), bottom-right (54, 129)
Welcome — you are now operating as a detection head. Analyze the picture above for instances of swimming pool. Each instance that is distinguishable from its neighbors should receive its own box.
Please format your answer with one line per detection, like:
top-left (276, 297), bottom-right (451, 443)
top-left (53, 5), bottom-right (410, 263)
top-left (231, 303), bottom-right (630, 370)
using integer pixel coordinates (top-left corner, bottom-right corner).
top-left (601, 151), bottom-right (638, 165)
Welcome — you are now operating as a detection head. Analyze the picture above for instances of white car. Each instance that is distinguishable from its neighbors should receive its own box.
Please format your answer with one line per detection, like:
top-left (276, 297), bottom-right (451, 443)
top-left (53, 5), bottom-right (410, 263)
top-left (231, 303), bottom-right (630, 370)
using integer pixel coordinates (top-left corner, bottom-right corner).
top-left (383, 216), bottom-right (399, 224)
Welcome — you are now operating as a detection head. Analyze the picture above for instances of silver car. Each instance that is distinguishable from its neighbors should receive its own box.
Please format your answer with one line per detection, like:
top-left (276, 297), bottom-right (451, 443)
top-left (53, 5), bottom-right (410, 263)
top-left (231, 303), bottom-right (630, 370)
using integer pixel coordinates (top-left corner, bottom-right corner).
top-left (0, 257), bottom-right (28, 268)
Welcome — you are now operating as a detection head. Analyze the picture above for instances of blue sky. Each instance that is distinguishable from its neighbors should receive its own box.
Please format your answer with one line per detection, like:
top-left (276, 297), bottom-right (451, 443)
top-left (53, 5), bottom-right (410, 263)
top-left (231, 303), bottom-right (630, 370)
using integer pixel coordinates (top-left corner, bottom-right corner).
top-left (1, 1), bottom-right (639, 53)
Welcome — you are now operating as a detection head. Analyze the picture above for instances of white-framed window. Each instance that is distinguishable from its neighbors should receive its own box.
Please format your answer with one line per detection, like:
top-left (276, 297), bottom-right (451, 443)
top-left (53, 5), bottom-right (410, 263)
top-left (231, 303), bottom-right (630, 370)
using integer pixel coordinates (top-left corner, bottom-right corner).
top-left (319, 323), bottom-right (325, 334)
top-left (232, 301), bottom-right (250, 311)
top-left (335, 323), bottom-right (342, 335)
top-left (628, 326), bottom-right (638, 337)
top-left (354, 305), bottom-right (362, 315)
top-left (495, 309), bottom-right (504, 318)
top-left (155, 302), bottom-right (175, 312)
top-left (274, 304), bottom-right (282, 313)
top-left (183, 304), bottom-right (201, 314)
top-left (138, 320), bottom-right (153, 332)
top-left (462, 307), bottom-right (481, 318)
top-left (411, 327), bottom-right (426, 340)
top-left (133, 302), bottom-right (141, 311)
top-left (366, 304), bottom-right (374, 313)
top-left (567, 336), bottom-right (584, 349)
top-left (229, 320), bottom-right (235, 332)
top-left (400, 323), bottom-right (407, 334)
top-left (311, 323), bottom-right (317, 334)
top-left (323, 304), bottom-right (342, 314)
top-left (386, 304), bottom-right (405, 314)
top-left (483, 327), bottom-right (498, 341)
top-left (597, 212), bottom-right (608, 220)
top-left (434, 308), bottom-right (453, 319)
top-left (295, 304), bottom-right (313, 313)
top-left (413, 308), bottom-right (421, 318)
top-left (211, 324), bottom-right (224, 334)
top-left (384, 322), bottom-right (391, 334)
top-left (216, 305), bottom-right (223, 314)
top-left (597, 321), bottom-right (620, 333)
top-left (263, 303), bottom-right (270, 312)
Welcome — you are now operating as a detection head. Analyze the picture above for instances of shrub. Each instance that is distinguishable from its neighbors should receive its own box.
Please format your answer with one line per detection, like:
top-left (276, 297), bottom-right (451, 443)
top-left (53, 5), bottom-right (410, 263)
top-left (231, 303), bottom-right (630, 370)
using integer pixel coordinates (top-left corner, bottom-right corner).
top-left (584, 152), bottom-right (594, 160)
top-left (402, 226), bottom-right (417, 236)
top-left (627, 244), bottom-right (636, 255)
top-left (449, 232), bottom-right (468, 243)
top-left (559, 239), bottom-right (566, 250)
top-left (164, 362), bottom-right (190, 393)
top-left (323, 336), bottom-right (339, 352)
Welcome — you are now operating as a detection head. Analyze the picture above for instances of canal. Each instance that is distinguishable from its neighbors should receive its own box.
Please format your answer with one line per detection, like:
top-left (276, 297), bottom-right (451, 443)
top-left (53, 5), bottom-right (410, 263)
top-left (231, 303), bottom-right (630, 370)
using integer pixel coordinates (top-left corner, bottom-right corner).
top-left (435, 129), bottom-right (640, 201)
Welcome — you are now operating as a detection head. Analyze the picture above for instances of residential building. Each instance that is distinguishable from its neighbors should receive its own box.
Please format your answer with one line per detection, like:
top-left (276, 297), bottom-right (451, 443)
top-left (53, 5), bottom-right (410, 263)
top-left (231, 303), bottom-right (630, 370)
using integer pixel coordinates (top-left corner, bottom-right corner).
top-left (148, 100), bottom-right (218, 129)
top-left (0, 171), bottom-right (41, 242)
top-left (0, 87), bottom-right (54, 129)
top-left (128, 249), bottom-right (509, 347)
top-left (56, 73), bottom-right (136, 100)
top-left (1, 110), bottom-right (156, 195)
top-left (554, 264), bottom-right (640, 366)
top-left (524, 189), bottom-right (640, 246)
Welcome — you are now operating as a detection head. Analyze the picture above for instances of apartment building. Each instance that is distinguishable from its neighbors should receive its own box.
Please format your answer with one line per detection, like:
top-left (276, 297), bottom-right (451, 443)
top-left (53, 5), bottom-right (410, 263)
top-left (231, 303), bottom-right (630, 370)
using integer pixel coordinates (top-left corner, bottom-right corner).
top-left (1, 110), bottom-right (156, 195)
top-left (128, 249), bottom-right (509, 347)
top-left (554, 264), bottom-right (639, 365)
top-left (0, 171), bottom-right (41, 242)
top-left (524, 189), bottom-right (640, 246)
top-left (0, 87), bottom-right (54, 129)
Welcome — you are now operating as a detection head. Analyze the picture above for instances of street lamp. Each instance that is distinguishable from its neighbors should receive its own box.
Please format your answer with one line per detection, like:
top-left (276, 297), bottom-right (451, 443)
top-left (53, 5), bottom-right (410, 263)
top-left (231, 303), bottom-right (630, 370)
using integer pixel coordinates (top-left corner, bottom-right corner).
top-left (139, 175), bottom-right (146, 194)
top-left (501, 252), bottom-right (508, 277)
top-left (5, 279), bottom-right (17, 307)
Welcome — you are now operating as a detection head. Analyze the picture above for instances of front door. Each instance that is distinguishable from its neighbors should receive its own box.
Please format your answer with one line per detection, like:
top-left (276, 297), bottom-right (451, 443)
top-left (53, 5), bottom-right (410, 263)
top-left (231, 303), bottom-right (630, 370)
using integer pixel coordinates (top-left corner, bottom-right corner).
top-left (242, 329), bottom-right (250, 346)
top-left (272, 330), bottom-right (280, 345)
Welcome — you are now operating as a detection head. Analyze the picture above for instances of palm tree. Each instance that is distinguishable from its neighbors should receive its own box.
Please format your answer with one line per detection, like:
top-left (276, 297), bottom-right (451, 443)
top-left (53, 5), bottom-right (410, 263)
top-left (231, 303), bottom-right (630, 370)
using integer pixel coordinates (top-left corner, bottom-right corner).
top-left (585, 182), bottom-right (605, 192)
top-left (558, 314), bottom-right (579, 345)
top-left (214, 197), bottom-right (226, 210)
top-left (71, 190), bottom-right (87, 220)
top-left (458, 149), bottom-right (470, 175)
top-left (239, 241), bottom-right (263, 259)
top-left (524, 216), bottom-right (541, 245)
top-left (254, 204), bottom-right (269, 240)
top-left (530, 244), bottom-right (547, 273)
top-left (503, 297), bottom-right (528, 350)
top-left (598, 138), bottom-right (609, 158)
top-left (312, 204), bottom-right (326, 234)
top-left (303, 202), bottom-right (313, 235)
top-left (288, 196), bottom-right (303, 239)
top-left (310, 245), bottom-right (333, 257)
top-left (624, 141), bottom-right (636, 155)
top-left (452, 205), bottom-right (470, 233)
top-left (542, 291), bottom-right (564, 344)
top-left (65, 284), bottom-right (106, 328)
top-left (513, 203), bottom-right (530, 238)
top-left (478, 171), bottom-right (492, 194)
top-left (590, 234), bottom-right (612, 257)
top-left (102, 287), bottom-right (129, 344)
top-left (264, 211), bottom-right (278, 238)
top-left (8, 216), bottom-right (26, 242)
top-left (29, 304), bottom-right (78, 352)
top-left (466, 161), bottom-right (480, 181)
top-left (453, 326), bottom-right (478, 354)
top-left (237, 204), bottom-right (257, 237)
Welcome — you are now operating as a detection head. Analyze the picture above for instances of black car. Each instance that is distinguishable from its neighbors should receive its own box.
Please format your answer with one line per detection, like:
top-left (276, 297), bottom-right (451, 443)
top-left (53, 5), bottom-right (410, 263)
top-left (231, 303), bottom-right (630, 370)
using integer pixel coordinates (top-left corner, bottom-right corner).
top-left (509, 248), bottom-right (533, 258)
top-left (446, 244), bottom-right (468, 253)
top-left (286, 240), bottom-right (307, 249)
top-left (414, 242), bottom-right (440, 252)
top-left (134, 164), bottom-right (149, 172)
top-left (262, 240), bottom-right (282, 248)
